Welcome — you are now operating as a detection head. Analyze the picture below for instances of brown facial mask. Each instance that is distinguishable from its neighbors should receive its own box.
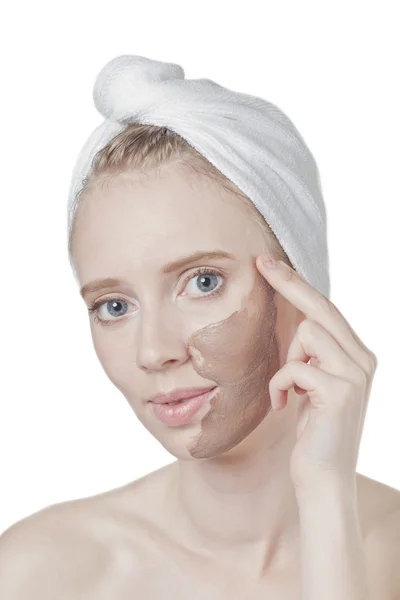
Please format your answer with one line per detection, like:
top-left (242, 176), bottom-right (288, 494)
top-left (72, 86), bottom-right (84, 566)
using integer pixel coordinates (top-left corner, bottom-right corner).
top-left (186, 267), bottom-right (280, 459)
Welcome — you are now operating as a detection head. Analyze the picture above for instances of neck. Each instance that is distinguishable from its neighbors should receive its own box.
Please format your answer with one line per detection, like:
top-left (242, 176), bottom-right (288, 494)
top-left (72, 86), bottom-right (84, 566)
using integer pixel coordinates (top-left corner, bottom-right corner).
top-left (167, 388), bottom-right (302, 578)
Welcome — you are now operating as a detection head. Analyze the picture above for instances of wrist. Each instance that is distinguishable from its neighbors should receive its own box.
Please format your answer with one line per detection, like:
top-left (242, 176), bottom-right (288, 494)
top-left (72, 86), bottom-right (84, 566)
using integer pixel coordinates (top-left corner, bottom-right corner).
top-left (293, 473), bottom-right (357, 506)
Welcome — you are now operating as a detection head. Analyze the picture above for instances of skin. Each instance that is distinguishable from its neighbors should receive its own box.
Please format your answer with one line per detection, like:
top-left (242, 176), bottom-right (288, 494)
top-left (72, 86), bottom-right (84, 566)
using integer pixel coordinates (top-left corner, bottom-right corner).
top-left (71, 163), bottom-right (306, 573)
top-left (1, 163), bottom-right (399, 599)
top-left (186, 269), bottom-right (279, 460)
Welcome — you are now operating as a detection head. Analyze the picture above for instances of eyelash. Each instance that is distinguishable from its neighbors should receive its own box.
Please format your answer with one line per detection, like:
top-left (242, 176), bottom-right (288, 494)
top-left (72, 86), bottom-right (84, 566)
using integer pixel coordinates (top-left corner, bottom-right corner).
top-left (87, 267), bottom-right (226, 326)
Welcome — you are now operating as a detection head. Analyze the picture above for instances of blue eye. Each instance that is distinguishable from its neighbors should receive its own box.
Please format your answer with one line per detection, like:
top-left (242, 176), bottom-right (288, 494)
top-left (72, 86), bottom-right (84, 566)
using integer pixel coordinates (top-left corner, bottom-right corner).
top-left (183, 267), bottom-right (223, 296)
top-left (88, 298), bottom-right (130, 325)
top-left (88, 266), bottom-right (226, 326)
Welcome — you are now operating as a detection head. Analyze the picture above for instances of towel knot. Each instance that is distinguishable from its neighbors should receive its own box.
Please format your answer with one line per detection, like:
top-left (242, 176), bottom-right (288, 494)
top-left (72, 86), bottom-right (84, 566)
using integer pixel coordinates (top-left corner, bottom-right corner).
top-left (93, 54), bottom-right (185, 121)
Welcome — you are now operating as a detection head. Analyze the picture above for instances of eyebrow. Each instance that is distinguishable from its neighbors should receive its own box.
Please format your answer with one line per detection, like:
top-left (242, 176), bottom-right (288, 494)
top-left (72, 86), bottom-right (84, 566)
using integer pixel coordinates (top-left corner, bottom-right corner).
top-left (79, 250), bottom-right (236, 299)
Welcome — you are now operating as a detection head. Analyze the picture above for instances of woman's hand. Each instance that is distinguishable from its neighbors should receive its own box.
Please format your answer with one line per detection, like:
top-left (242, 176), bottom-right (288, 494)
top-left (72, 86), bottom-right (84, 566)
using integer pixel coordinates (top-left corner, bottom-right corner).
top-left (256, 255), bottom-right (378, 493)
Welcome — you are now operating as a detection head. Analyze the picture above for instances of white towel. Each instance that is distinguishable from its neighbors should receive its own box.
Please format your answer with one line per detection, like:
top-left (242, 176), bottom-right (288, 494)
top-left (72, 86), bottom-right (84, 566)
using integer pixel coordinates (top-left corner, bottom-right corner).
top-left (67, 54), bottom-right (330, 298)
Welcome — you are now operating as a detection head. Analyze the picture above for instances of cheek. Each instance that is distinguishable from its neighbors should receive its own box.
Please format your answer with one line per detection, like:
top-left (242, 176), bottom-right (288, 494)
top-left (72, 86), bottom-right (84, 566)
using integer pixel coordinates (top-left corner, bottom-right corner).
top-left (90, 329), bottom-right (133, 391)
top-left (185, 274), bottom-right (280, 458)
top-left (187, 273), bottom-right (278, 387)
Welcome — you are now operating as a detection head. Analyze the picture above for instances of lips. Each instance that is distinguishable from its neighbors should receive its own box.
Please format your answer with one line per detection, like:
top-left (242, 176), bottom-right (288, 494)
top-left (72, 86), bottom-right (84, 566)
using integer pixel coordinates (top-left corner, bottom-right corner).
top-left (149, 386), bottom-right (216, 405)
top-left (151, 387), bottom-right (218, 426)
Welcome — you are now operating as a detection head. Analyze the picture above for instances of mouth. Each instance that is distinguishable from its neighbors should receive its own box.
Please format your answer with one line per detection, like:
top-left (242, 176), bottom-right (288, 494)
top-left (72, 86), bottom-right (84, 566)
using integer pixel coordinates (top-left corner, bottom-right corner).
top-left (149, 385), bottom-right (217, 405)
top-left (164, 389), bottom-right (215, 405)
top-left (166, 398), bottom-right (189, 406)
top-left (150, 387), bottom-right (218, 426)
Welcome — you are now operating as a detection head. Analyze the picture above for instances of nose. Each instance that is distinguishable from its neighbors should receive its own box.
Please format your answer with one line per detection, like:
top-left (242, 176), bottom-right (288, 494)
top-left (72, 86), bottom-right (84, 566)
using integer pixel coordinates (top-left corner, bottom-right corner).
top-left (136, 307), bottom-right (188, 372)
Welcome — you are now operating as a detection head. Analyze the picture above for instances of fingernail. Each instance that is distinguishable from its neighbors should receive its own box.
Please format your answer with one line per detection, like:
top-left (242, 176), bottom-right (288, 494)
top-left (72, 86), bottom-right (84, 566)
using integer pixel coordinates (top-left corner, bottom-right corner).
top-left (262, 257), bottom-right (277, 269)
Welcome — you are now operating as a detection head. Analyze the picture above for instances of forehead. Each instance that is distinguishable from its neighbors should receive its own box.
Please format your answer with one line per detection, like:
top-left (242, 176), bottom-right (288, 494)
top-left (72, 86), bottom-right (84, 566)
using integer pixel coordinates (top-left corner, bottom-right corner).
top-left (88, 167), bottom-right (241, 221)
top-left (72, 166), bottom-right (263, 277)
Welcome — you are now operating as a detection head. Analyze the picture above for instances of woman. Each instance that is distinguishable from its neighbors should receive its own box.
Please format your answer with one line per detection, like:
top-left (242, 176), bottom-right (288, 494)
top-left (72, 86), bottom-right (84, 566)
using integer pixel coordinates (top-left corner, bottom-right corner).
top-left (1, 54), bottom-right (399, 599)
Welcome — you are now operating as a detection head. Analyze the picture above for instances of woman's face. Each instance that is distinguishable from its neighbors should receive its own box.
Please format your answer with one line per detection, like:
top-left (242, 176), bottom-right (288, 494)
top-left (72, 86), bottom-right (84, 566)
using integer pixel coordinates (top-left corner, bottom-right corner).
top-left (72, 165), bottom-right (302, 460)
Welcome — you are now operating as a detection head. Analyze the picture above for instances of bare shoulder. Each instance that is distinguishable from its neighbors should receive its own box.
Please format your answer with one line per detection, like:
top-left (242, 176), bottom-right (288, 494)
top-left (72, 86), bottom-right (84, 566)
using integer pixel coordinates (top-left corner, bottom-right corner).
top-left (0, 465), bottom-right (173, 599)
top-left (356, 472), bottom-right (400, 536)
top-left (356, 473), bottom-right (400, 599)
top-left (0, 489), bottom-right (148, 599)
top-left (0, 503), bottom-right (105, 598)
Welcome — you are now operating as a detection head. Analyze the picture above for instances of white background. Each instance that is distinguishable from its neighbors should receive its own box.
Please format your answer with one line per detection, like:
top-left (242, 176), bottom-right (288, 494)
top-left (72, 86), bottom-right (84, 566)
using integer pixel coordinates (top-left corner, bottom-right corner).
top-left (1, 1), bottom-right (399, 535)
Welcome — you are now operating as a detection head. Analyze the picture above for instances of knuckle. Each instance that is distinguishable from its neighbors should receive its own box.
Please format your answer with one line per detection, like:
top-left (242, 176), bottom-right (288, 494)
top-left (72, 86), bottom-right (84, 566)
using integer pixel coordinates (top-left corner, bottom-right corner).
top-left (298, 318), bottom-right (319, 337)
top-left (355, 367), bottom-right (368, 387)
top-left (341, 368), bottom-right (368, 398)
top-left (297, 319), bottom-right (311, 335)
top-left (367, 352), bottom-right (378, 372)
top-left (312, 293), bottom-right (336, 315)
top-left (360, 352), bottom-right (377, 377)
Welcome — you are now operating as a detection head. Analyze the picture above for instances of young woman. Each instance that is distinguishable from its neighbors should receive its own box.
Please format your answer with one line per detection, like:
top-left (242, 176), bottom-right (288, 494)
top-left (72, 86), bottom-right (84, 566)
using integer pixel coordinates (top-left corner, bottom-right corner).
top-left (1, 54), bottom-right (399, 600)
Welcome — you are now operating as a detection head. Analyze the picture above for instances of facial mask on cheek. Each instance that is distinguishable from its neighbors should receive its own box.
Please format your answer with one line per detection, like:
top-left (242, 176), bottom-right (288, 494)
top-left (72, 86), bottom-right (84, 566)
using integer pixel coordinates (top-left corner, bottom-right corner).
top-left (187, 272), bottom-right (280, 459)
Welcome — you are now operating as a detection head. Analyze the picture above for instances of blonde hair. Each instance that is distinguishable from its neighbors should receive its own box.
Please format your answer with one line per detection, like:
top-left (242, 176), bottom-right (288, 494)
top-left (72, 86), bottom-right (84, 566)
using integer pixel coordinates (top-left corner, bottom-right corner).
top-left (68, 122), bottom-right (293, 269)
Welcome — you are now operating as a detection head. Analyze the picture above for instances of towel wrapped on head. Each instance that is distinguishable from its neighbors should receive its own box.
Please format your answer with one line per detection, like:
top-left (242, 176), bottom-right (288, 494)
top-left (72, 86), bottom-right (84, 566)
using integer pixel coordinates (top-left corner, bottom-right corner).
top-left (67, 54), bottom-right (330, 298)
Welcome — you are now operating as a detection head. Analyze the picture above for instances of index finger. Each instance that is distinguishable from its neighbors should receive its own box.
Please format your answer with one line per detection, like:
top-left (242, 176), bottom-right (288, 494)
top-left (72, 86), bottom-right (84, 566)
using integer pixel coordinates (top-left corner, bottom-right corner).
top-left (256, 255), bottom-right (374, 362)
